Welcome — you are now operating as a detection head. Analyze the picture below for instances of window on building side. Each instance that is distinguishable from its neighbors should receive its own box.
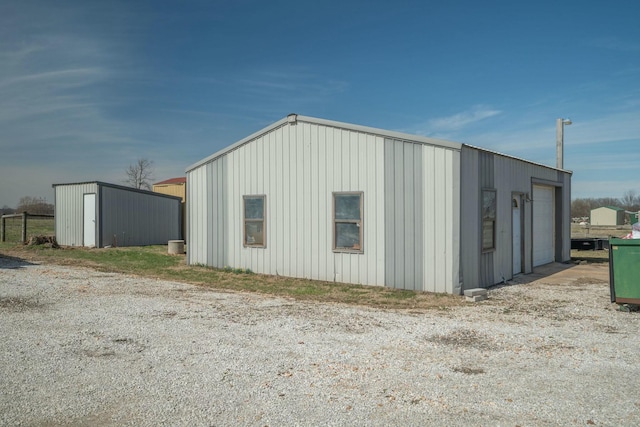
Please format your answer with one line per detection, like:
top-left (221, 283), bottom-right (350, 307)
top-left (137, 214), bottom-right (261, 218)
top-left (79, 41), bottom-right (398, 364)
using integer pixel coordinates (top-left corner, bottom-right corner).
top-left (333, 192), bottom-right (363, 252)
top-left (244, 195), bottom-right (265, 248)
top-left (482, 189), bottom-right (496, 251)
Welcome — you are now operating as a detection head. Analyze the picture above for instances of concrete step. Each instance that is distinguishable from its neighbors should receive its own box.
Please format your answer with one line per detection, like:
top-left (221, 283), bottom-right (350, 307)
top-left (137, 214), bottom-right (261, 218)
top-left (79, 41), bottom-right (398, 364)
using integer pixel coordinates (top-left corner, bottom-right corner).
top-left (464, 288), bottom-right (488, 297)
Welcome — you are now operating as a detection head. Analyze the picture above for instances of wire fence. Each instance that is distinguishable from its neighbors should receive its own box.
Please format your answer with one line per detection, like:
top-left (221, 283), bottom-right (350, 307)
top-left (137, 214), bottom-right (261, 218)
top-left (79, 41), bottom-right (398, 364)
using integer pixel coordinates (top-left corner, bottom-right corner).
top-left (1, 213), bottom-right (54, 243)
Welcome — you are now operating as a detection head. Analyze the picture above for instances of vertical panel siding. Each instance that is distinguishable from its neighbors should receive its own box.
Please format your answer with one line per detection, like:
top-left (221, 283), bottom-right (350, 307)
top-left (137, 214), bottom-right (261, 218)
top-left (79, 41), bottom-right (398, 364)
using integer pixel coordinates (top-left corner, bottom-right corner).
top-left (559, 171), bottom-right (572, 262)
top-left (54, 183), bottom-right (98, 246)
top-left (383, 140), bottom-right (458, 293)
top-left (55, 183), bottom-right (179, 248)
top-left (383, 140), bottom-right (424, 291)
top-left (479, 151), bottom-right (495, 287)
top-left (189, 121), bottom-right (386, 286)
top-left (459, 148), bottom-right (479, 291)
top-left (187, 167), bottom-right (208, 265)
top-left (99, 186), bottom-right (181, 247)
top-left (460, 146), bottom-right (571, 291)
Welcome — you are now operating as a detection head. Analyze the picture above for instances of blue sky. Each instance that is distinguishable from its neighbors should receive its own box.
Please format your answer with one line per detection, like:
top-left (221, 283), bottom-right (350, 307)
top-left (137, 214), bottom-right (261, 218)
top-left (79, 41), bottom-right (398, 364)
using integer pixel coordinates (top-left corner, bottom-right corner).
top-left (1, 0), bottom-right (639, 208)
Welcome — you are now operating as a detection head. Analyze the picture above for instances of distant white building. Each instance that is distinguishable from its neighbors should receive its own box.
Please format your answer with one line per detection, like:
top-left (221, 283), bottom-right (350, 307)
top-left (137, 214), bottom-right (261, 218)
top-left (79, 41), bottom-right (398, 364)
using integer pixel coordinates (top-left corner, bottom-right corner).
top-left (590, 206), bottom-right (625, 226)
top-left (185, 114), bottom-right (572, 294)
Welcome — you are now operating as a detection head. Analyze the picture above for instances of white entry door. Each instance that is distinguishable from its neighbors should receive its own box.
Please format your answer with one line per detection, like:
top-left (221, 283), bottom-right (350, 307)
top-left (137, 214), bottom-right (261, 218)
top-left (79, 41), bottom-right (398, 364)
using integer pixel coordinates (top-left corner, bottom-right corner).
top-left (532, 185), bottom-right (554, 266)
top-left (512, 196), bottom-right (522, 275)
top-left (83, 193), bottom-right (96, 247)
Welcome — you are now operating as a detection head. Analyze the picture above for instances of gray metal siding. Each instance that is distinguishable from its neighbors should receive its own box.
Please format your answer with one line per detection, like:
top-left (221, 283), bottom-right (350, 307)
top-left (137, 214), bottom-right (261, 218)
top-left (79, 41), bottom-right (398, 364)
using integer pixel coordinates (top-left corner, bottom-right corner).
top-left (99, 186), bottom-right (181, 247)
top-left (459, 149), bottom-right (479, 291)
top-left (479, 151), bottom-right (495, 287)
top-left (206, 157), bottom-right (228, 267)
top-left (383, 139), bottom-right (460, 293)
top-left (53, 183), bottom-right (98, 246)
top-left (384, 139), bottom-right (424, 290)
top-left (460, 146), bottom-right (572, 291)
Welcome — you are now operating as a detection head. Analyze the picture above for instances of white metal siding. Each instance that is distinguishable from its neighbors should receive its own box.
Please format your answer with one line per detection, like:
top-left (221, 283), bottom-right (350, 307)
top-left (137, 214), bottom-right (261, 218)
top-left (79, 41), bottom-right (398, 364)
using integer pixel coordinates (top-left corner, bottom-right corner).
top-left (187, 166), bottom-right (208, 265)
top-left (54, 183), bottom-right (98, 246)
top-left (423, 146), bottom-right (460, 293)
top-left (188, 121), bottom-right (386, 286)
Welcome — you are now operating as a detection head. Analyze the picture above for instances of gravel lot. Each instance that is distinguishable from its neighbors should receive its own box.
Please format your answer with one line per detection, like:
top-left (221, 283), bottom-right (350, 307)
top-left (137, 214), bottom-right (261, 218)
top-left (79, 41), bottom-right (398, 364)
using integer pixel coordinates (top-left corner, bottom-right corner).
top-left (1, 256), bottom-right (639, 426)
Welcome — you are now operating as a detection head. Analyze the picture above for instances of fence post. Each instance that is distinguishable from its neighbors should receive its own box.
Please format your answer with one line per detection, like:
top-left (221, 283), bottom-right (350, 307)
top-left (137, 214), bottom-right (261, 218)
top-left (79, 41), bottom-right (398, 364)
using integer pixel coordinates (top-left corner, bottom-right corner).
top-left (21, 212), bottom-right (27, 243)
top-left (1, 216), bottom-right (5, 242)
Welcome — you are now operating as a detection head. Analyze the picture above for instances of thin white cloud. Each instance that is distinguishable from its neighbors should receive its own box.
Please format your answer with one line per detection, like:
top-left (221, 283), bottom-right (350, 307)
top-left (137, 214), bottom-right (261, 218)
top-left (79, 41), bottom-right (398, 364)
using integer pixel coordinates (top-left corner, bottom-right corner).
top-left (411, 105), bottom-right (502, 136)
top-left (235, 68), bottom-right (349, 98)
top-left (591, 37), bottom-right (640, 52)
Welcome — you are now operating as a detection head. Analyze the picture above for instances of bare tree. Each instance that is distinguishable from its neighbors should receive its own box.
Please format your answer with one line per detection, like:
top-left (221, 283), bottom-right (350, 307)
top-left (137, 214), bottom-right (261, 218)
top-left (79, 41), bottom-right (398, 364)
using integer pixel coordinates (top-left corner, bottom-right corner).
top-left (16, 197), bottom-right (53, 214)
top-left (125, 158), bottom-right (154, 190)
top-left (620, 189), bottom-right (640, 211)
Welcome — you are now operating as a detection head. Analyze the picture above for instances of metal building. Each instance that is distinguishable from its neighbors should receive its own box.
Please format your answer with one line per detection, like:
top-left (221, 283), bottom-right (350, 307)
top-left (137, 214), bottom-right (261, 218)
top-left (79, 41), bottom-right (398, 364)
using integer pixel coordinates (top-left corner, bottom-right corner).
top-left (590, 206), bottom-right (625, 226)
top-left (185, 114), bottom-right (572, 294)
top-left (53, 181), bottom-right (182, 248)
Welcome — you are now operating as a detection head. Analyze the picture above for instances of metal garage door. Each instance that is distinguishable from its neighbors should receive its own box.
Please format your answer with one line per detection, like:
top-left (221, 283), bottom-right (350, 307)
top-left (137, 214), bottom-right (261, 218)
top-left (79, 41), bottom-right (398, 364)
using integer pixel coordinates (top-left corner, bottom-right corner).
top-left (533, 185), bottom-right (554, 266)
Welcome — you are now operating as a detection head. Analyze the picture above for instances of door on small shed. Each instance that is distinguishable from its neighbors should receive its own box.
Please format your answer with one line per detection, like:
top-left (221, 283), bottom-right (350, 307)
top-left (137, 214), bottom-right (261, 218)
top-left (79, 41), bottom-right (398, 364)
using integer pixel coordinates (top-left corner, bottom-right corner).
top-left (83, 193), bottom-right (96, 247)
top-left (512, 196), bottom-right (523, 275)
top-left (532, 185), bottom-right (555, 266)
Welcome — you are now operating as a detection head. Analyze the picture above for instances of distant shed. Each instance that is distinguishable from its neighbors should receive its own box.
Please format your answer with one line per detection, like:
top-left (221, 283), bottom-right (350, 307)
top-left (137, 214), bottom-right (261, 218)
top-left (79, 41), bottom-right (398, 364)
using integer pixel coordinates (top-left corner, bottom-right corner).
top-left (153, 177), bottom-right (186, 201)
top-left (590, 206), bottom-right (625, 226)
top-left (53, 181), bottom-right (182, 247)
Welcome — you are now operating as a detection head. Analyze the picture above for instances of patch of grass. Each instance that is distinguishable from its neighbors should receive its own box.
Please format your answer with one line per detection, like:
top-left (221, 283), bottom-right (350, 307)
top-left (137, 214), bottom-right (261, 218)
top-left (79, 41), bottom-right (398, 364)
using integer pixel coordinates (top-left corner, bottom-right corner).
top-left (1, 217), bottom-right (54, 243)
top-left (0, 243), bottom-right (465, 310)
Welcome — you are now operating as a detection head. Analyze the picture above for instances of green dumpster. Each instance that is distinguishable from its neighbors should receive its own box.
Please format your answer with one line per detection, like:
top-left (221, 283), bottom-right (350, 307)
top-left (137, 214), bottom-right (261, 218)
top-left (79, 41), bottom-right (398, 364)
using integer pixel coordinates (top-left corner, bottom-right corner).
top-left (609, 238), bottom-right (640, 304)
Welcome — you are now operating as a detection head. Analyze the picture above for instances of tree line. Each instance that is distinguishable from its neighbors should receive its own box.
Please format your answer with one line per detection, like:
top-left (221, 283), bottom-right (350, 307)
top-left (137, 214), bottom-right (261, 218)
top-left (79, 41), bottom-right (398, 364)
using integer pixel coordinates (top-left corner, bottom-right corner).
top-left (572, 189), bottom-right (640, 219)
top-left (1, 197), bottom-right (54, 216)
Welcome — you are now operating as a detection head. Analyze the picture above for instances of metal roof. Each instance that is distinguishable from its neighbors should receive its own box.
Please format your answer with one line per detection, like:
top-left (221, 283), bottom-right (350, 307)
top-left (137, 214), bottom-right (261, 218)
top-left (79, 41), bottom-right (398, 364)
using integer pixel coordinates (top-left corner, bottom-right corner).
top-left (186, 114), bottom-right (463, 173)
top-left (185, 113), bottom-right (572, 175)
top-left (154, 177), bottom-right (186, 185)
top-left (52, 181), bottom-right (183, 201)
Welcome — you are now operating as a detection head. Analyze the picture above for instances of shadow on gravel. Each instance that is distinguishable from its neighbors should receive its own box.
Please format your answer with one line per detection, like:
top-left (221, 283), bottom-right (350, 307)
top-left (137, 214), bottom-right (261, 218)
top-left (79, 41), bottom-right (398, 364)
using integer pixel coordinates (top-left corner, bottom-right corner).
top-left (489, 262), bottom-right (577, 289)
top-left (0, 254), bottom-right (38, 270)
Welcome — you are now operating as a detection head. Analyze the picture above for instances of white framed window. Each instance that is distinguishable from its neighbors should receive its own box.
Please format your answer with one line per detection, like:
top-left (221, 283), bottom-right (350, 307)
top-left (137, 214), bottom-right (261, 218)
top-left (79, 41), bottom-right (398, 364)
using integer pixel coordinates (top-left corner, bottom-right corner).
top-left (482, 189), bottom-right (496, 251)
top-left (243, 195), bottom-right (265, 248)
top-left (333, 192), bottom-right (363, 253)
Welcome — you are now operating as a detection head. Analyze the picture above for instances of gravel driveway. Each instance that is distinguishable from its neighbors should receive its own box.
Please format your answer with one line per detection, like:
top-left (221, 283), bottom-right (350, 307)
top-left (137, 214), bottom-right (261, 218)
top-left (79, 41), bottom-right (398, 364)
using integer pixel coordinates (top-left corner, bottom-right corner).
top-left (1, 256), bottom-right (639, 426)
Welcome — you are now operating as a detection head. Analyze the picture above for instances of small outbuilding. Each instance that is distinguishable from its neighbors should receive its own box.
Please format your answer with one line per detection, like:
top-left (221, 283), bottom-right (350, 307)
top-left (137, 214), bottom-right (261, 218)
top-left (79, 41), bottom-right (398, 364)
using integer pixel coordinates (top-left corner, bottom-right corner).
top-left (53, 181), bottom-right (182, 247)
top-left (153, 177), bottom-right (186, 201)
top-left (590, 206), bottom-right (625, 226)
top-left (185, 114), bottom-right (572, 294)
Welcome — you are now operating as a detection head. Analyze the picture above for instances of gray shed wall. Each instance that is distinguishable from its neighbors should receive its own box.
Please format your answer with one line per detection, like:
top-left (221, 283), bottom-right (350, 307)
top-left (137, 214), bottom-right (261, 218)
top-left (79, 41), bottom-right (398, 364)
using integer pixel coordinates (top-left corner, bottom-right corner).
top-left (54, 182), bottom-right (181, 247)
top-left (100, 185), bottom-right (182, 247)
